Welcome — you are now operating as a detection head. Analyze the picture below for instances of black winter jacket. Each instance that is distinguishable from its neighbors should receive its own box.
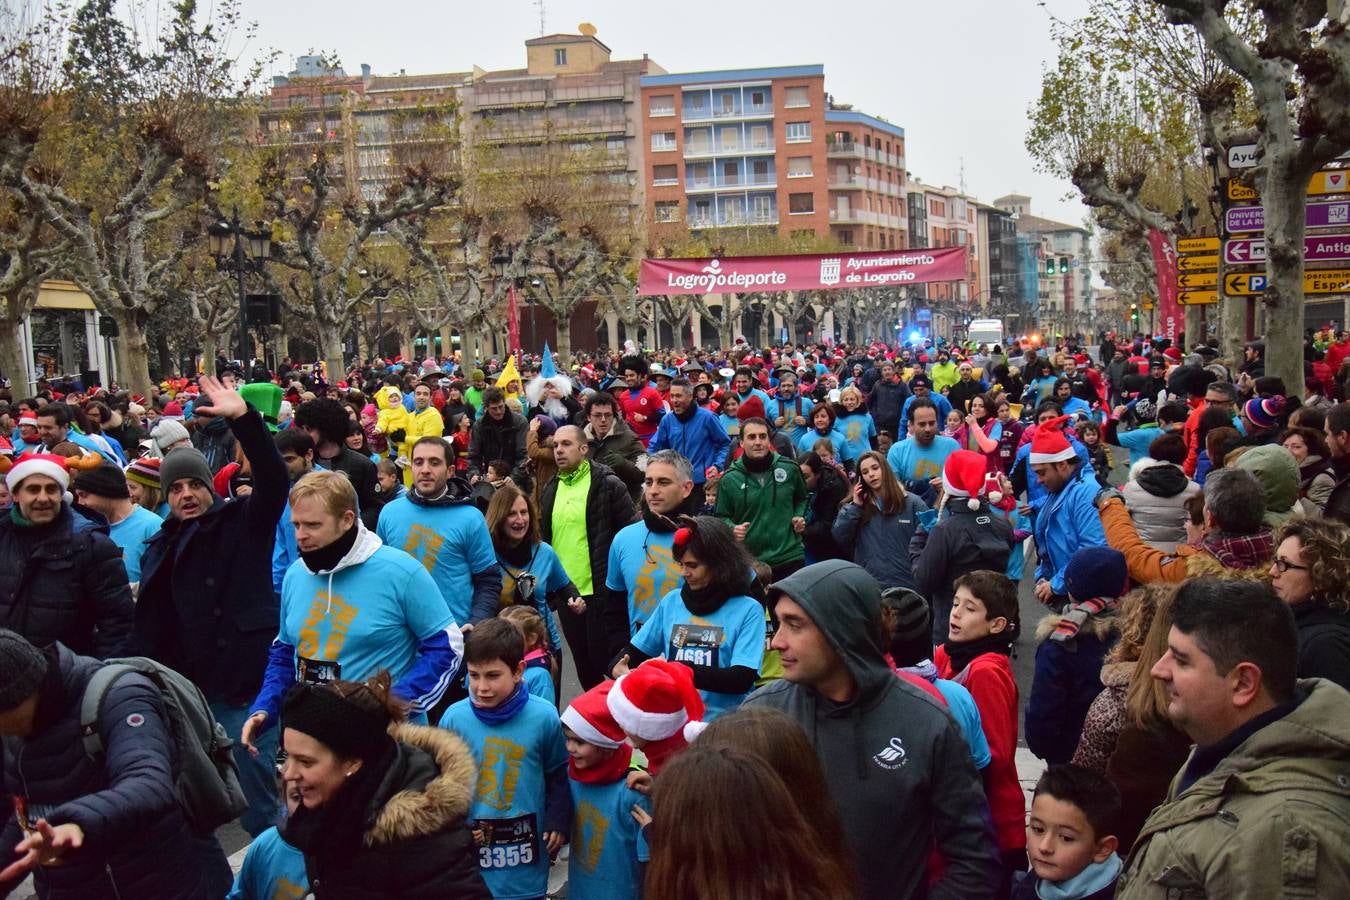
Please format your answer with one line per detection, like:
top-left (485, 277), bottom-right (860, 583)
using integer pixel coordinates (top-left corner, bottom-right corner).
top-left (136, 408), bottom-right (288, 705)
top-left (0, 645), bottom-right (232, 900)
top-left (803, 464), bottom-right (851, 561)
top-left (1293, 602), bottom-right (1350, 691)
top-left (0, 505), bottom-right (136, 659)
top-left (315, 445), bottom-right (382, 531)
top-left (867, 378), bottom-right (910, 430)
top-left (469, 410), bottom-right (529, 482)
top-left (299, 724), bottom-right (489, 899)
top-left (910, 500), bottom-right (1016, 609)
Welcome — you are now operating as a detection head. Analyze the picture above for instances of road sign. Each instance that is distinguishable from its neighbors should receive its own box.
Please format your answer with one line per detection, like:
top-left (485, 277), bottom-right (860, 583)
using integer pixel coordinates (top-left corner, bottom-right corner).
top-left (1177, 236), bottom-right (1220, 254)
top-left (1223, 202), bottom-right (1350, 232)
top-left (1224, 238), bottom-right (1266, 265)
top-left (1176, 271), bottom-right (1218, 289)
top-left (1227, 143), bottom-right (1259, 169)
top-left (1178, 254), bottom-right (1219, 271)
top-left (1226, 178), bottom-right (1259, 202)
top-left (1307, 269), bottom-right (1350, 294)
top-left (1311, 170), bottom-right (1349, 195)
top-left (1225, 273), bottom-right (1268, 296)
top-left (1179, 290), bottom-right (1219, 305)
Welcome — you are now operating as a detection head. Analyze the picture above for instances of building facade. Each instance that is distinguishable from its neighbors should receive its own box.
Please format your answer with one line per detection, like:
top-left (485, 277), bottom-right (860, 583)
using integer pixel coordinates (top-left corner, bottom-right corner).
top-left (995, 194), bottom-right (1093, 338)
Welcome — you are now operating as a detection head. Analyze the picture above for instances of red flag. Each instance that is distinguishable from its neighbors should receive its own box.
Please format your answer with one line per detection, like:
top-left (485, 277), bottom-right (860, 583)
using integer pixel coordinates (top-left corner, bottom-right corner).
top-left (1147, 229), bottom-right (1181, 342)
top-left (506, 283), bottom-right (521, 354)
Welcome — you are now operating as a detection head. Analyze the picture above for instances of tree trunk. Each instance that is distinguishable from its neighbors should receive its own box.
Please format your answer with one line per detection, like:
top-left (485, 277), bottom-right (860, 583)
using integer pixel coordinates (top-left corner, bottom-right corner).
top-left (554, 315), bottom-right (573, 360)
top-left (118, 313), bottom-right (155, 399)
top-left (154, 330), bottom-right (174, 379)
top-left (0, 317), bottom-right (31, 394)
top-left (1261, 152), bottom-right (1307, 400)
top-left (199, 333), bottom-right (216, 375)
top-left (1184, 304), bottom-right (1204, 351)
top-left (317, 318), bottom-right (345, 386)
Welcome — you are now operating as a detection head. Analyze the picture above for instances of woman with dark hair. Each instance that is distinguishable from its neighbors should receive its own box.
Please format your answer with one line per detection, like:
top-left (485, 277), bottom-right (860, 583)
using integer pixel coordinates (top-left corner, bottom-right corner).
top-left (1024, 360), bottom-right (1058, 406)
top-left (1279, 426), bottom-right (1336, 513)
top-left (484, 481), bottom-right (581, 683)
top-left (832, 450), bottom-right (928, 590)
top-left (345, 418), bottom-right (378, 461)
top-left (1269, 516), bottom-right (1350, 689)
top-left (611, 516), bottom-right (764, 721)
top-left (645, 746), bottom-right (856, 900)
top-left (797, 452), bottom-right (849, 562)
top-left (795, 402), bottom-right (846, 460)
top-left (278, 673), bottom-right (489, 898)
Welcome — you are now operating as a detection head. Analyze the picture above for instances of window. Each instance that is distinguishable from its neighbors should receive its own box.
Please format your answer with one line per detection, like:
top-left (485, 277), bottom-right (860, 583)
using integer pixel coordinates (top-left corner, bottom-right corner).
top-left (651, 131), bottom-right (676, 152)
top-left (785, 86), bottom-right (809, 108)
top-left (838, 229), bottom-right (854, 245)
top-left (688, 162), bottom-right (711, 185)
top-left (686, 129), bottom-right (710, 152)
top-left (653, 164), bottom-right (678, 186)
top-left (655, 202), bottom-right (680, 223)
top-left (787, 156), bottom-right (812, 178)
top-left (749, 125), bottom-right (770, 149)
top-left (786, 122), bottom-right (811, 143)
top-left (752, 159), bottom-right (769, 181)
top-left (720, 127), bottom-right (738, 151)
top-left (789, 192), bottom-right (815, 214)
top-left (650, 95), bottom-right (674, 117)
top-left (554, 48), bottom-right (568, 66)
top-left (722, 160), bottom-right (740, 185)
top-left (750, 90), bottom-right (766, 108)
top-left (606, 137), bottom-right (625, 153)
top-left (751, 195), bottom-right (773, 220)
top-left (720, 93), bottom-right (735, 114)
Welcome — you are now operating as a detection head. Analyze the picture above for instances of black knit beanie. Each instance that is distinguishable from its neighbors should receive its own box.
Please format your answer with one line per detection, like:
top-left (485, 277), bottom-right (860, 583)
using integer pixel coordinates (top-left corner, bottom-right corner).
top-left (73, 462), bottom-right (132, 499)
top-left (0, 630), bottom-right (48, 711)
top-left (281, 682), bottom-right (393, 762)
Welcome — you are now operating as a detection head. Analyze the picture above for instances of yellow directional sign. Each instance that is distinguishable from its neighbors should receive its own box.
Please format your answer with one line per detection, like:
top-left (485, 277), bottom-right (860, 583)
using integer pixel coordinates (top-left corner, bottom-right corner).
top-left (1226, 179), bottom-right (1258, 202)
top-left (1179, 290), bottom-right (1218, 305)
top-left (1224, 273), bottom-right (1267, 296)
top-left (1178, 255), bottom-right (1219, 271)
top-left (1177, 237), bottom-right (1220, 254)
top-left (1307, 268), bottom-right (1350, 294)
top-left (1225, 170), bottom-right (1349, 201)
top-left (1176, 271), bottom-right (1218, 289)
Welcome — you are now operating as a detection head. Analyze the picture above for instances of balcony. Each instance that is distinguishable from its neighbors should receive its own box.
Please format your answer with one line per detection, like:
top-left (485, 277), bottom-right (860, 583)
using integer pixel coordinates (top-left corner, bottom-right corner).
top-left (827, 141), bottom-right (862, 159)
top-left (829, 173), bottom-right (865, 190)
top-left (682, 102), bottom-right (775, 123)
top-left (683, 140), bottom-right (775, 159)
top-left (686, 173), bottom-right (778, 192)
top-left (689, 209), bottom-right (779, 229)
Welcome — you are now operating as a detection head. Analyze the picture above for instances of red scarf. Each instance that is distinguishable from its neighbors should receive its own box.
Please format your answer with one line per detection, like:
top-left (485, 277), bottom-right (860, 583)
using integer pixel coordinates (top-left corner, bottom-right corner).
top-left (638, 733), bottom-right (689, 776)
top-left (569, 744), bottom-right (633, 785)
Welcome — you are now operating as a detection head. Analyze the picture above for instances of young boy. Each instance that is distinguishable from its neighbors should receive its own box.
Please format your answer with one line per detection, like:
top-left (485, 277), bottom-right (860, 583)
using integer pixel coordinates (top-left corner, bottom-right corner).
top-left (561, 682), bottom-right (650, 900)
top-left (606, 658), bottom-right (705, 777)
top-left (1015, 765), bottom-right (1122, 899)
top-left (375, 457), bottom-right (404, 500)
top-left (934, 569), bottom-right (1027, 893)
top-left (440, 619), bottom-right (570, 900)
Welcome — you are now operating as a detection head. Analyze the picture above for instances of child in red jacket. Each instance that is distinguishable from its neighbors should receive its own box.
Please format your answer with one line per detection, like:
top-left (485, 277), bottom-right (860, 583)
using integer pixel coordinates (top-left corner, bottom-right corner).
top-left (935, 569), bottom-right (1026, 898)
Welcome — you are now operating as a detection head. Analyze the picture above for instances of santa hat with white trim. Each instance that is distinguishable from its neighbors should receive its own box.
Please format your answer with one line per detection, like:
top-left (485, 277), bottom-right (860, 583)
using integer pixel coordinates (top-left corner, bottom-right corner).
top-left (607, 658), bottom-right (705, 743)
top-left (561, 681), bottom-right (625, 749)
top-left (942, 450), bottom-right (991, 511)
top-left (1029, 415), bottom-right (1077, 465)
top-left (5, 452), bottom-right (73, 503)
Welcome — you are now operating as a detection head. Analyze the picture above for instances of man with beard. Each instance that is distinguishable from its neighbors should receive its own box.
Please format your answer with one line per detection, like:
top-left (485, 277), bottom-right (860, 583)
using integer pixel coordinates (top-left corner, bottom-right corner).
top-left (524, 349), bottom-right (581, 428)
top-left (714, 418), bottom-right (808, 581)
top-left (601, 450), bottom-right (701, 654)
top-left (468, 386), bottom-right (529, 488)
top-left (767, 371), bottom-right (814, 445)
top-left (647, 378), bottom-right (730, 508)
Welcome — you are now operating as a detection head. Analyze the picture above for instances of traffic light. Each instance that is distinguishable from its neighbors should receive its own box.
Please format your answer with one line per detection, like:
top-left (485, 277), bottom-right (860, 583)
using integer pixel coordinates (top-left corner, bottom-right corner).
top-left (1045, 258), bottom-right (1056, 276)
top-left (1058, 257), bottom-right (1069, 274)
top-left (1130, 303), bottom-right (1139, 323)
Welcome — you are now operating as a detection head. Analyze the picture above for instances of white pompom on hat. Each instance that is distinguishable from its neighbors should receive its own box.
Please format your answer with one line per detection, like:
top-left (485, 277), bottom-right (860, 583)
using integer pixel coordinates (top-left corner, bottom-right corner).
top-left (606, 659), bottom-right (705, 743)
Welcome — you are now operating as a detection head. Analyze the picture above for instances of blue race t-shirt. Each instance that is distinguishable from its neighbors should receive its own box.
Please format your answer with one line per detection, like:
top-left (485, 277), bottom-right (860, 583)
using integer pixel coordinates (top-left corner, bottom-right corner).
top-left (226, 825), bottom-right (308, 900)
top-left (568, 776), bottom-right (650, 900)
top-left (440, 694), bottom-right (569, 900)
top-left (279, 542), bottom-right (454, 688)
top-left (835, 411), bottom-right (878, 463)
top-left (886, 435), bottom-right (959, 483)
top-left (497, 542), bottom-right (571, 652)
top-left (632, 589), bottom-right (765, 721)
top-left (795, 428), bottom-right (847, 460)
top-left (108, 505), bottom-right (162, 584)
top-left (605, 522), bottom-right (683, 637)
top-left (934, 678), bottom-right (992, 770)
top-left (377, 495), bottom-right (497, 624)
top-left (524, 665), bottom-right (554, 701)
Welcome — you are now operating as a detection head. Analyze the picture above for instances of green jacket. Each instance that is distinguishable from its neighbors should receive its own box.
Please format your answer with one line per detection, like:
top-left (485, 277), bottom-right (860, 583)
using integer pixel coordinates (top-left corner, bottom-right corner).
top-left (714, 453), bottom-right (808, 566)
top-left (1117, 678), bottom-right (1350, 899)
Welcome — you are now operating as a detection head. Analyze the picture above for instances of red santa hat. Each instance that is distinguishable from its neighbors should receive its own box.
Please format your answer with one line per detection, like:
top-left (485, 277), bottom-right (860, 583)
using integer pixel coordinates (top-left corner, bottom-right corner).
top-left (561, 681), bottom-right (626, 749)
top-left (942, 450), bottom-right (991, 510)
top-left (1162, 346), bottom-right (1183, 363)
top-left (6, 452), bottom-right (73, 502)
top-left (607, 659), bottom-right (705, 743)
top-left (1029, 415), bottom-right (1077, 464)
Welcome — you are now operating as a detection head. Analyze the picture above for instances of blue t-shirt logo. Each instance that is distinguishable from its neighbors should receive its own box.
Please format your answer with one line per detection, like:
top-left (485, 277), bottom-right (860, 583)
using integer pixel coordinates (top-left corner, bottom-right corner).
top-left (632, 542), bottom-right (677, 621)
top-left (297, 591), bottom-right (358, 660)
top-left (477, 736), bottom-right (527, 811)
top-left (573, 800), bottom-right (610, 873)
top-left (402, 523), bottom-right (446, 572)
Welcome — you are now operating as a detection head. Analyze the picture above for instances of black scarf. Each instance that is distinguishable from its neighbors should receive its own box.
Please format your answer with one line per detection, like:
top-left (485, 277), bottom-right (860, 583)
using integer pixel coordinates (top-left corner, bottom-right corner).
top-left (300, 523), bottom-right (359, 572)
top-left (674, 404), bottom-right (698, 423)
top-left (283, 737), bottom-right (397, 857)
top-left (681, 581), bottom-right (740, 616)
top-left (498, 539), bottom-right (534, 567)
top-left (742, 451), bottom-right (773, 474)
top-left (641, 492), bottom-right (702, 533)
top-left (942, 630), bottom-right (1015, 676)
top-left (407, 477), bottom-right (471, 508)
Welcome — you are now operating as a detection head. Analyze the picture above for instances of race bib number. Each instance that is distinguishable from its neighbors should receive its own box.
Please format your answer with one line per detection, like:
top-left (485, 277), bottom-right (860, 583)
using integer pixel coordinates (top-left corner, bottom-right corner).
top-left (669, 623), bottom-right (724, 667)
top-left (297, 656), bottom-right (341, 684)
top-left (476, 813), bottom-right (538, 869)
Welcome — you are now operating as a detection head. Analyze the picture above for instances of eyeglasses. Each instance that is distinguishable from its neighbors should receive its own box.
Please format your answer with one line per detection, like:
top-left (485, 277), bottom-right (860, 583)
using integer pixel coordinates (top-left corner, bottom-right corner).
top-left (1271, 558), bottom-right (1309, 574)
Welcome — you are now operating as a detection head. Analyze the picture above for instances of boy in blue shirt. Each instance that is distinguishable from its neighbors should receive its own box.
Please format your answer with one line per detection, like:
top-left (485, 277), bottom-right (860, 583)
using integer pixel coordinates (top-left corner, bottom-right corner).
top-left (440, 619), bottom-right (571, 900)
top-left (227, 782), bottom-right (308, 899)
top-left (560, 681), bottom-right (649, 900)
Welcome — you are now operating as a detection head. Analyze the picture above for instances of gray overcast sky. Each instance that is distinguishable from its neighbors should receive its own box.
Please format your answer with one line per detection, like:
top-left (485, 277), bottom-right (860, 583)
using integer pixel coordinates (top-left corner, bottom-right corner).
top-left (236, 0), bottom-right (1090, 228)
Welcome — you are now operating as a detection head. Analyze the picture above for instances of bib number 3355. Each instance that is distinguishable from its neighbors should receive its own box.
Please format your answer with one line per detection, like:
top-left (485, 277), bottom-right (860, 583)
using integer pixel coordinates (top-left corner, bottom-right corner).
top-left (476, 813), bottom-right (537, 869)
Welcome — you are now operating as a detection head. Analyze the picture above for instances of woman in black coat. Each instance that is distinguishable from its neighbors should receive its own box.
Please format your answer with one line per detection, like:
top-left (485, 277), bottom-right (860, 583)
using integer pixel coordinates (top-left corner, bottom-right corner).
top-left (279, 674), bottom-right (489, 899)
top-left (1269, 517), bottom-right (1350, 690)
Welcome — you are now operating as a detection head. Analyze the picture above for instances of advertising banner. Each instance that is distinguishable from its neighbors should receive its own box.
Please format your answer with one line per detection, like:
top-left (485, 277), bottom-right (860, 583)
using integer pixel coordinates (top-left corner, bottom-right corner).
top-left (638, 247), bottom-right (968, 296)
top-left (1148, 229), bottom-right (1181, 341)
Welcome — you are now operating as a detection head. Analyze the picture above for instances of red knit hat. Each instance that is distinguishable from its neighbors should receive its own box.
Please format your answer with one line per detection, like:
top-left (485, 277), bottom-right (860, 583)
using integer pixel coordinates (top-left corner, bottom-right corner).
top-left (736, 394), bottom-right (766, 422)
top-left (607, 659), bottom-right (705, 742)
top-left (1162, 346), bottom-right (1182, 362)
top-left (1029, 415), bottom-right (1077, 464)
top-left (561, 681), bottom-right (625, 749)
top-left (942, 450), bottom-right (989, 510)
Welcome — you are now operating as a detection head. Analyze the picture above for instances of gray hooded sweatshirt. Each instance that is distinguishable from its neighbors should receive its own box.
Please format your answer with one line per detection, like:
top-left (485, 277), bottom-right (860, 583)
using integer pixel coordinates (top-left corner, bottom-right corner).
top-left (744, 560), bottom-right (1000, 900)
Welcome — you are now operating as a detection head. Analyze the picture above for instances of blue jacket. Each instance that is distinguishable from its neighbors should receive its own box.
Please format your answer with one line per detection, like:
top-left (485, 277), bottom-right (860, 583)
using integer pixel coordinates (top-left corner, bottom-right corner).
top-left (1025, 613), bottom-right (1116, 765)
top-left (648, 406), bottom-right (731, 484)
top-left (136, 409), bottom-right (288, 705)
top-left (0, 645), bottom-right (232, 899)
top-left (1013, 434), bottom-right (1091, 510)
top-left (1031, 463), bottom-right (1107, 595)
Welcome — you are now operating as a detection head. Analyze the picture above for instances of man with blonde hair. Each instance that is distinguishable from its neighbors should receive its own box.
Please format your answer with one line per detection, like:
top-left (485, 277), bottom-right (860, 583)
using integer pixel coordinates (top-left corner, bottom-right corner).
top-left (241, 468), bottom-right (464, 752)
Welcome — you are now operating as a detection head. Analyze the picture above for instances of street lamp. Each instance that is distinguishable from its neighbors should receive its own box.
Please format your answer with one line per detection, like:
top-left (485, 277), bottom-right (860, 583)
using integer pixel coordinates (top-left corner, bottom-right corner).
top-left (208, 208), bottom-right (271, 365)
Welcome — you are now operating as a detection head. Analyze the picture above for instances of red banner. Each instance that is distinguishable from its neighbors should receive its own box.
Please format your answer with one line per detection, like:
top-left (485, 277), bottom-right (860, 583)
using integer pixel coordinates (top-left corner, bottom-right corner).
top-left (506, 284), bottom-right (521, 354)
top-left (1148, 229), bottom-right (1180, 342)
top-left (638, 247), bottom-right (968, 296)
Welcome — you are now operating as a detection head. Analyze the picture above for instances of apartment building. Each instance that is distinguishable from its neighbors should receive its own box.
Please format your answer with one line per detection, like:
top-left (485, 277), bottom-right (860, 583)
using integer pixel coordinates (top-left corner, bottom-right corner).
top-left (907, 178), bottom-right (979, 309)
top-left (995, 193), bottom-right (1093, 335)
top-left (823, 109), bottom-right (907, 250)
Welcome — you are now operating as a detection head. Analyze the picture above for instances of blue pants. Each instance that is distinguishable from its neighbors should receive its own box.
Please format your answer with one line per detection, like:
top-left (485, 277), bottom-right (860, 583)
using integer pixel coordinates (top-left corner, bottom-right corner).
top-left (211, 701), bottom-right (280, 837)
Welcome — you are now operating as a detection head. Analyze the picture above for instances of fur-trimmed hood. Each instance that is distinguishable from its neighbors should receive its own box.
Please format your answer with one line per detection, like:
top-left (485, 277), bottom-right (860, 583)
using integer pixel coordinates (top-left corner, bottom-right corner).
top-left (365, 722), bottom-right (478, 847)
top-left (1035, 608), bottom-right (1118, 643)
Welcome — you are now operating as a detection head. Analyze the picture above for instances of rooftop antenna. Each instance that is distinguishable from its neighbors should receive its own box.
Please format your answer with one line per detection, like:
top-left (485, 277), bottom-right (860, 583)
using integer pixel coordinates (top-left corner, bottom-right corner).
top-left (959, 157), bottom-right (967, 196)
top-left (534, 0), bottom-right (546, 35)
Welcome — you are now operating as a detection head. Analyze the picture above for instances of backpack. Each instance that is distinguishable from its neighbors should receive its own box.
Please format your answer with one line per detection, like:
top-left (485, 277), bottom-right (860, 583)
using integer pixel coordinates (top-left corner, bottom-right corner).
top-left (80, 658), bottom-right (248, 835)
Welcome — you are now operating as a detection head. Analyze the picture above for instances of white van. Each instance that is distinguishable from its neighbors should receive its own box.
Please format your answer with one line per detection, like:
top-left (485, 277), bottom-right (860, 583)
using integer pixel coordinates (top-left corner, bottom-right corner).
top-left (967, 318), bottom-right (1004, 348)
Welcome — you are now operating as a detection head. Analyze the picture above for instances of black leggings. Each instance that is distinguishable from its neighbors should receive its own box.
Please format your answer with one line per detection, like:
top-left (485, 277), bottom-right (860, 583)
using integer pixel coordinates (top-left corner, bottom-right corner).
top-left (556, 595), bottom-right (608, 690)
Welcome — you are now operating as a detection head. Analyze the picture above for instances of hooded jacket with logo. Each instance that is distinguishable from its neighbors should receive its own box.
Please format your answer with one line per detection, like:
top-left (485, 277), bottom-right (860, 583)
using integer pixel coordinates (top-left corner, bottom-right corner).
top-left (744, 560), bottom-right (1000, 900)
top-left (714, 452), bottom-right (808, 567)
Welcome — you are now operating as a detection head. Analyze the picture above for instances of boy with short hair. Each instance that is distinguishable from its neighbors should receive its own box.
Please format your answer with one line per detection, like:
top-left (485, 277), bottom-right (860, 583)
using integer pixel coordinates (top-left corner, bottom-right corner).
top-left (561, 682), bottom-right (649, 900)
top-left (935, 569), bottom-right (1027, 893)
top-left (1015, 765), bottom-right (1122, 900)
top-left (440, 619), bottom-right (570, 899)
